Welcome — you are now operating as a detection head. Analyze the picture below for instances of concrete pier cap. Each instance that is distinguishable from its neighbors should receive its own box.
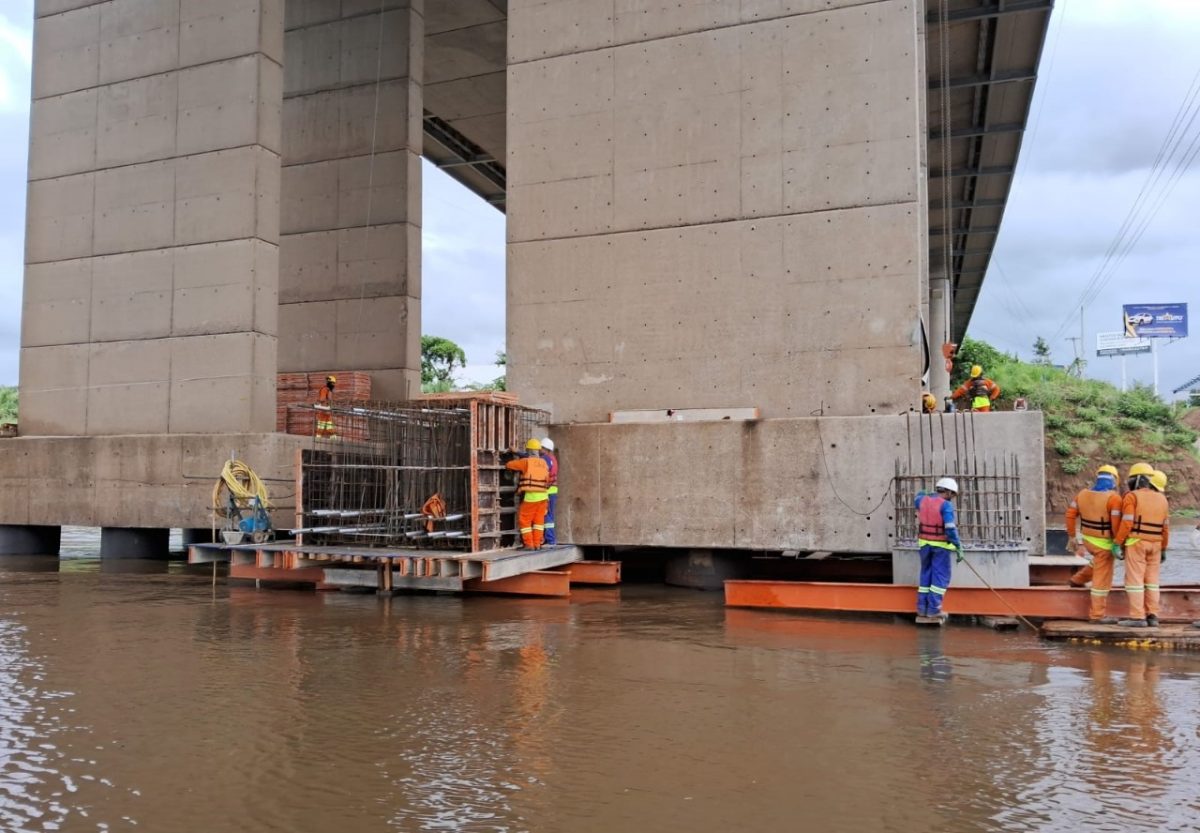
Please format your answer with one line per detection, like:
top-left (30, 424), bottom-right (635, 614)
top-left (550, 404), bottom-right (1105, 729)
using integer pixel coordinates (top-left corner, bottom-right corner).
top-left (551, 412), bottom-right (1045, 557)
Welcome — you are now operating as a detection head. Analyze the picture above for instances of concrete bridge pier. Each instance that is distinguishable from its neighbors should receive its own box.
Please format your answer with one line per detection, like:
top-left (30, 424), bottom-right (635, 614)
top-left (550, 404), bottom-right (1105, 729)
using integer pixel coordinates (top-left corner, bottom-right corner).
top-left (0, 525), bottom-right (61, 556)
top-left (100, 527), bottom-right (171, 560)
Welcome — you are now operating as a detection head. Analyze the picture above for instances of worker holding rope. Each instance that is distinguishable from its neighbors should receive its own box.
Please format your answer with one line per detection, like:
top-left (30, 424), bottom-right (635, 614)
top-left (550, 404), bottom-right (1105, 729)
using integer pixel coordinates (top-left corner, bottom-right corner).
top-left (914, 477), bottom-right (962, 622)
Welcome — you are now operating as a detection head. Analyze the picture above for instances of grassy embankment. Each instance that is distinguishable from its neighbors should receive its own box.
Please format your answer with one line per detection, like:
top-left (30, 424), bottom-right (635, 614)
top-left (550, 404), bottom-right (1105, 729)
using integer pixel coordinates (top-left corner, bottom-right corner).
top-left (953, 339), bottom-right (1200, 516)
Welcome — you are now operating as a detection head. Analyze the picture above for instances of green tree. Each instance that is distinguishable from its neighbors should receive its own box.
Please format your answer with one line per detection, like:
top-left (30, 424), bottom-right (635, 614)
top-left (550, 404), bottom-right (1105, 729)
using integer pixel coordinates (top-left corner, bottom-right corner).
top-left (1032, 336), bottom-right (1051, 365)
top-left (951, 337), bottom-right (1008, 387)
top-left (0, 387), bottom-right (16, 423)
top-left (421, 335), bottom-right (467, 387)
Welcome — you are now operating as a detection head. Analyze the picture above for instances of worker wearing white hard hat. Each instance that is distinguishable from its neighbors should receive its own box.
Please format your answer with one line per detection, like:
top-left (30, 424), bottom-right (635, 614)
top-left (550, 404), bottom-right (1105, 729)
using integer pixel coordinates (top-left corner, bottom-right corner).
top-left (539, 438), bottom-right (559, 545)
top-left (914, 477), bottom-right (963, 622)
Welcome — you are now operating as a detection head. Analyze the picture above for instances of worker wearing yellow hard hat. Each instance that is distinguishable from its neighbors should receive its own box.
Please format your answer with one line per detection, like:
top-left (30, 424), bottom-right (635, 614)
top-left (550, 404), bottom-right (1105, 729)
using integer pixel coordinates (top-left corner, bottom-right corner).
top-left (505, 439), bottom-right (550, 548)
top-left (1114, 462), bottom-right (1170, 628)
top-left (315, 374), bottom-right (337, 439)
top-left (951, 365), bottom-right (1001, 412)
top-left (921, 392), bottom-right (938, 414)
top-left (1064, 463), bottom-right (1123, 622)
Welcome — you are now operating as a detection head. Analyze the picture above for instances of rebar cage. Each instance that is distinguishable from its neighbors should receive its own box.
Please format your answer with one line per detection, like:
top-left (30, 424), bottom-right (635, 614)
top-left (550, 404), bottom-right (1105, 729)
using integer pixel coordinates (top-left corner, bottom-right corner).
top-left (294, 395), bottom-right (549, 552)
top-left (893, 454), bottom-right (1025, 550)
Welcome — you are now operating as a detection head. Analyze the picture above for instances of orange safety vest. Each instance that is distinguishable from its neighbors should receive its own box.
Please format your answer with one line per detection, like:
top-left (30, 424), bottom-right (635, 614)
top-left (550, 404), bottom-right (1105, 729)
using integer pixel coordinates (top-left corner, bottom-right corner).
top-left (1073, 489), bottom-right (1118, 539)
top-left (506, 457), bottom-right (550, 497)
top-left (1126, 489), bottom-right (1169, 544)
top-left (917, 496), bottom-right (947, 541)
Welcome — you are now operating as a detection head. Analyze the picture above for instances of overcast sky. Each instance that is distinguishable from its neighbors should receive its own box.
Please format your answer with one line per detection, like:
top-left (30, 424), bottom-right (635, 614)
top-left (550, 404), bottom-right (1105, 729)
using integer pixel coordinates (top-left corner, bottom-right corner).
top-left (0, 1), bottom-right (1197, 394)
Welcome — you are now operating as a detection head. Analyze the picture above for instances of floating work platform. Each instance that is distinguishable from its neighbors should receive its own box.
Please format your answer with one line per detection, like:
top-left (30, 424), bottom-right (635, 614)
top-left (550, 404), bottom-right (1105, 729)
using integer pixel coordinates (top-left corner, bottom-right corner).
top-left (188, 541), bottom-right (615, 597)
top-left (1041, 620), bottom-right (1200, 652)
top-left (724, 580), bottom-right (1200, 622)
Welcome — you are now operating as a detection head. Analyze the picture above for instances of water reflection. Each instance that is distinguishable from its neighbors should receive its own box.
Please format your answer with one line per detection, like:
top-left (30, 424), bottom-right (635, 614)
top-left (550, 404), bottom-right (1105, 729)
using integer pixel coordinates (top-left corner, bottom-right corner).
top-left (0, 575), bottom-right (1196, 831)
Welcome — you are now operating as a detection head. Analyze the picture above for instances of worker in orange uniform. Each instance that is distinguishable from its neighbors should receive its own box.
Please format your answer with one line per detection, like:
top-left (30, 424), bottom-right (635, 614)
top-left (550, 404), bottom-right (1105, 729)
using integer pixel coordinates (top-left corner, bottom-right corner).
top-left (951, 365), bottom-right (1001, 411)
top-left (1064, 464), bottom-right (1122, 622)
top-left (1113, 463), bottom-right (1169, 628)
top-left (315, 375), bottom-right (337, 438)
top-left (540, 438), bottom-right (559, 545)
top-left (505, 439), bottom-right (551, 549)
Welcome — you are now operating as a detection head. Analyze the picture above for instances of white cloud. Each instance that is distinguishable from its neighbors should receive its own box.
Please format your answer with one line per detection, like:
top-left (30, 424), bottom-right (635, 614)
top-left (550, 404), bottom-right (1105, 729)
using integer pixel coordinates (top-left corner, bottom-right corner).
top-left (970, 0), bottom-right (1200, 397)
top-left (0, 8), bottom-right (33, 115)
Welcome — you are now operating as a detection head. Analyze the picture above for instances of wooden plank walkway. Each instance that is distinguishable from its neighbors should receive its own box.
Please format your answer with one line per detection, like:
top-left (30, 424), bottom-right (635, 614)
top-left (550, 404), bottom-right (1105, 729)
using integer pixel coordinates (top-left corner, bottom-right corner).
top-left (1041, 620), bottom-right (1200, 651)
top-left (189, 541), bottom-right (586, 594)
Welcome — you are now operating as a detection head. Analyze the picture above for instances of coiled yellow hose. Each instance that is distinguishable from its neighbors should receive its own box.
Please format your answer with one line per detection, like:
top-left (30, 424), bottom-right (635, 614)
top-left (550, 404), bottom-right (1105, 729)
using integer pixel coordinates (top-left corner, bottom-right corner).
top-left (212, 459), bottom-right (271, 510)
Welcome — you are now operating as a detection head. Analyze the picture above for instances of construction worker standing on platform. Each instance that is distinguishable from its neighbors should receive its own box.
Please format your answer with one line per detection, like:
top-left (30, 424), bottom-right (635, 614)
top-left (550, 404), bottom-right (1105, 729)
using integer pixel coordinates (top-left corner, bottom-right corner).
top-left (315, 375), bottom-right (337, 439)
top-left (1065, 464), bottom-right (1123, 622)
top-left (505, 439), bottom-right (551, 549)
top-left (1113, 462), bottom-right (1170, 628)
top-left (540, 438), bottom-right (559, 545)
top-left (914, 477), bottom-right (962, 621)
top-left (951, 365), bottom-right (1001, 412)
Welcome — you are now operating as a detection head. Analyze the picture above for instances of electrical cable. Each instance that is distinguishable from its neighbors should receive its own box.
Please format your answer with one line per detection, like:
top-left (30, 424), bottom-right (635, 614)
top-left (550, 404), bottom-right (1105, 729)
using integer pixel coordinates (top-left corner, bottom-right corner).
top-left (816, 420), bottom-right (894, 518)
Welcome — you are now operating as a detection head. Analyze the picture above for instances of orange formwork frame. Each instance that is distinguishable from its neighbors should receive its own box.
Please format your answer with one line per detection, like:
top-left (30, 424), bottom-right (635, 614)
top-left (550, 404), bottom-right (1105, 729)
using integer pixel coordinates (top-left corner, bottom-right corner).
top-left (724, 580), bottom-right (1200, 623)
top-left (564, 561), bottom-right (621, 585)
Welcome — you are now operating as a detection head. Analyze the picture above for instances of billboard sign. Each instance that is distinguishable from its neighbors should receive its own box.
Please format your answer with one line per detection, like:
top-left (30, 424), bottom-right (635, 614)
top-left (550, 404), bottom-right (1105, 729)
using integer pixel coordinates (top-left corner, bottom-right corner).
top-left (1096, 331), bottom-right (1151, 357)
top-left (1123, 303), bottom-right (1188, 338)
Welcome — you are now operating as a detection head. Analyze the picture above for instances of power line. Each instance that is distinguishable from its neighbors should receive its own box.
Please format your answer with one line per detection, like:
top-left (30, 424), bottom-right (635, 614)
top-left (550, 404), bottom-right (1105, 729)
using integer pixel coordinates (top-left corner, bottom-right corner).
top-left (1049, 64), bottom-right (1200, 342)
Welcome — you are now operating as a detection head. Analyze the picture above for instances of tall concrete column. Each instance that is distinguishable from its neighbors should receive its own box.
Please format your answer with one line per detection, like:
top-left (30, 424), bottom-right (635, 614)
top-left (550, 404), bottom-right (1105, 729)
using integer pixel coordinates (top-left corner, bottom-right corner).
top-left (20, 0), bottom-right (284, 435)
top-left (277, 1), bottom-right (424, 401)
top-left (929, 270), bottom-right (951, 401)
top-left (507, 2), bottom-right (927, 421)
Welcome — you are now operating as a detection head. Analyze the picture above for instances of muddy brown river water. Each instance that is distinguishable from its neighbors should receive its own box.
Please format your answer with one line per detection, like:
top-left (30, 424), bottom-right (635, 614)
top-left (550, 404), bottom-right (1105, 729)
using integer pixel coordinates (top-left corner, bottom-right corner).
top-left (2, 553), bottom-right (1200, 833)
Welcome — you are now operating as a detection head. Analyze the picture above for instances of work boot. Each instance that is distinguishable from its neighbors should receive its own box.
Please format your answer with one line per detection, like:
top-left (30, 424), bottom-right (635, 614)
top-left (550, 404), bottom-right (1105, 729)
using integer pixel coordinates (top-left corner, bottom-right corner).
top-left (1117, 618), bottom-right (1148, 628)
top-left (1089, 617), bottom-right (1119, 625)
top-left (1146, 614), bottom-right (1159, 628)
top-left (1192, 621), bottom-right (1200, 630)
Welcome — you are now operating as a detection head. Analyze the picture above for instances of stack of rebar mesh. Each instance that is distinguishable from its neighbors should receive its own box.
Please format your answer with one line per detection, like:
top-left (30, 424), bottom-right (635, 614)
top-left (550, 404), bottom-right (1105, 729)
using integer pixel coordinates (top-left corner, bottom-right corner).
top-left (276, 371), bottom-right (372, 438)
top-left (298, 395), bottom-right (549, 552)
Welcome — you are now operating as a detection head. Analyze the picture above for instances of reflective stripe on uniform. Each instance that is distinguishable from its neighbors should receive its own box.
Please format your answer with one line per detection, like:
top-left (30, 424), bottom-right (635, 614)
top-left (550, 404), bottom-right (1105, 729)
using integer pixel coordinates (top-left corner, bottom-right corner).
top-left (919, 539), bottom-right (958, 551)
top-left (545, 522), bottom-right (555, 529)
top-left (1090, 589), bottom-right (1109, 596)
top-left (1125, 585), bottom-right (1144, 592)
top-left (930, 585), bottom-right (947, 596)
top-left (918, 586), bottom-right (930, 593)
top-left (1145, 584), bottom-right (1159, 590)
top-left (519, 527), bottom-right (532, 534)
top-left (1082, 534), bottom-right (1114, 550)
top-left (1122, 514), bottom-right (1135, 521)
top-left (533, 524), bottom-right (545, 531)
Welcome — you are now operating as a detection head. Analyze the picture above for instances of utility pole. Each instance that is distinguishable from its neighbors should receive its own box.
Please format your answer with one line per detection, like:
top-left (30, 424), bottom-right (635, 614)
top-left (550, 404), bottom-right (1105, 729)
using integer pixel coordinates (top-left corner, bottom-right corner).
top-left (1065, 337), bottom-right (1083, 377)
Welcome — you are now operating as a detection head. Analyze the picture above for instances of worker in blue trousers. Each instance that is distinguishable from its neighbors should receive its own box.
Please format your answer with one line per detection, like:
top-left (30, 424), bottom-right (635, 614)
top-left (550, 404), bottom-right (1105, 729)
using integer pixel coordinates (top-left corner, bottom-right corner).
top-left (540, 438), bottom-right (559, 545)
top-left (915, 477), bottom-right (963, 621)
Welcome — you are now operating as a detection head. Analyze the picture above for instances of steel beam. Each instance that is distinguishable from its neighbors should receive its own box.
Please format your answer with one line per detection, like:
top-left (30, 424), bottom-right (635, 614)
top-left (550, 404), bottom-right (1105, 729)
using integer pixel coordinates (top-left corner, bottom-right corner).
top-left (478, 545), bottom-right (582, 581)
top-left (229, 564), bottom-right (326, 584)
top-left (929, 165), bottom-right (1014, 179)
top-left (930, 122), bottom-right (1024, 140)
top-left (464, 571), bottom-right (571, 597)
top-left (564, 561), bottom-right (622, 585)
top-left (929, 198), bottom-right (1006, 210)
top-left (724, 581), bottom-right (1200, 622)
top-left (929, 69), bottom-right (1038, 90)
top-left (929, 226), bottom-right (1000, 237)
top-left (927, 0), bottom-right (1053, 24)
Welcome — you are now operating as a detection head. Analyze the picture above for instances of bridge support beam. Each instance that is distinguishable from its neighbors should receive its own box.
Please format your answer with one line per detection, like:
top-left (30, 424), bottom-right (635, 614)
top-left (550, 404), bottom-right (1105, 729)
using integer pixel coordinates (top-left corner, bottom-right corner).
top-left (100, 527), bottom-right (170, 560)
top-left (0, 525), bottom-right (61, 556)
top-left (277, 1), bottom-right (424, 399)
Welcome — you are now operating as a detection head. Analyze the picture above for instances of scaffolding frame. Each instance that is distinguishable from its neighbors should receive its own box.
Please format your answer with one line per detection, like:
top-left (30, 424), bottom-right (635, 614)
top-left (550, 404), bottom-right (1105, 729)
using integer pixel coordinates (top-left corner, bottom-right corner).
top-left (293, 396), bottom-right (548, 553)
